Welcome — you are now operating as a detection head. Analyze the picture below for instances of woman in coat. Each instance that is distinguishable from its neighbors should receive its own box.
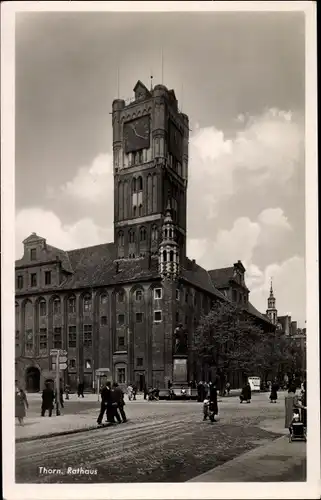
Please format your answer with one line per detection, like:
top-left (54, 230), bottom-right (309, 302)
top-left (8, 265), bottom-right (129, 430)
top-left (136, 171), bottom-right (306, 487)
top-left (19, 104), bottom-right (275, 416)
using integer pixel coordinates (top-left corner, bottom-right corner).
top-left (269, 379), bottom-right (279, 403)
top-left (15, 383), bottom-right (28, 426)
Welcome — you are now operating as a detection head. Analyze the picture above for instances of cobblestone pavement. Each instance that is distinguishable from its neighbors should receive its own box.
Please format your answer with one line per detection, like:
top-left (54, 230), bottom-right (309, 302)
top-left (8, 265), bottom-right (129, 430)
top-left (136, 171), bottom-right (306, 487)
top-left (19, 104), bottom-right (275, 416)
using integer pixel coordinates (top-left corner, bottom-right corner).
top-left (16, 394), bottom-right (289, 483)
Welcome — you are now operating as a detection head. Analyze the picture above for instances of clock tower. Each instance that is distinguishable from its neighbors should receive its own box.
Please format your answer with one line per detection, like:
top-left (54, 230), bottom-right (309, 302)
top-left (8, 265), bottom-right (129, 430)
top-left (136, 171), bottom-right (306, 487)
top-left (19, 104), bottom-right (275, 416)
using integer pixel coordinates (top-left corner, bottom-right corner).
top-left (112, 80), bottom-right (189, 261)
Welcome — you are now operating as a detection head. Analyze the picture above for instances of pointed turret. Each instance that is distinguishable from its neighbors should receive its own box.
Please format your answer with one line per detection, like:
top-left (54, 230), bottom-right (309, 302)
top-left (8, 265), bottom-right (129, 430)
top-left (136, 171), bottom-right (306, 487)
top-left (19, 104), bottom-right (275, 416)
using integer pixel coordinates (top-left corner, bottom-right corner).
top-left (159, 200), bottom-right (180, 280)
top-left (266, 279), bottom-right (278, 325)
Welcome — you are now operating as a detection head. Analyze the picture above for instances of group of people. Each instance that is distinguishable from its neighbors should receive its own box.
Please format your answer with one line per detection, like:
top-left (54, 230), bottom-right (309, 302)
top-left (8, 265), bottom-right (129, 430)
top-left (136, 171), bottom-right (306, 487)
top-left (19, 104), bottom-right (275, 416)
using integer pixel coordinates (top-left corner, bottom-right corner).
top-left (97, 381), bottom-right (127, 425)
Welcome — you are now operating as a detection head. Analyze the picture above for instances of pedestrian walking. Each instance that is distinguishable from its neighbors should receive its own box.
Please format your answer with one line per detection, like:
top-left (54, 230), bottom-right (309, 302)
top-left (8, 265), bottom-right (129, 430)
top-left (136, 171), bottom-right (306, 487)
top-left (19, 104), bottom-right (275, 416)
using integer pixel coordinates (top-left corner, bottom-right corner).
top-left (15, 382), bottom-right (28, 426)
top-left (77, 381), bottom-right (84, 398)
top-left (226, 382), bottom-right (231, 396)
top-left (112, 382), bottom-right (127, 423)
top-left (143, 384), bottom-right (148, 400)
top-left (127, 384), bottom-right (133, 401)
top-left (97, 381), bottom-right (114, 425)
top-left (269, 379), bottom-right (279, 403)
top-left (41, 382), bottom-right (55, 417)
top-left (132, 383), bottom-right (137, 400)
top-left (240, 381), bottom-right (251, 403)
top-left (208, 382), bottom-right (219, 422)
top-left (65, 384), bottom-right (70, 400)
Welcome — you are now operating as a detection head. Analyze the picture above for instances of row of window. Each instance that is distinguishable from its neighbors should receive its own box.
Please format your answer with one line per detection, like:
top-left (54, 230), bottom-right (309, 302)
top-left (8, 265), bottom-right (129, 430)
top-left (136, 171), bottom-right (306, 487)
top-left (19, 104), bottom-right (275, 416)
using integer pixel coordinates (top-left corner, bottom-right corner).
top-left (118, 226), bottom-right (158, 247)
top-left (16, 289), bottom-right (163, 314)
top-left (17, 270), bottom-right (52, 290)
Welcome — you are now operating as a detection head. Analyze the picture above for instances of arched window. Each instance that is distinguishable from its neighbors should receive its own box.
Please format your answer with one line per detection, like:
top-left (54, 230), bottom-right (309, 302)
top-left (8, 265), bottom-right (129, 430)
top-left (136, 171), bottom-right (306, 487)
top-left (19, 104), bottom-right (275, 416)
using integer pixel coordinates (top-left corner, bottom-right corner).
top-left (68, 296), bottom-right (76, 314)
top-left (138, 204), bottom-right (143, 216)
top-left (83, 294), bottom-right (92, 312)
top-left (129, 229), bottom-right (135, 243)
top-left (170, 250), bottom-right (174, 262)
top-left (137, 176), bottom-right (143, 191)
top-left (53, 297), bottom-right (61, 315)
top-left (165, 228), bottom-right (168, 238)
top-left (133, 206), bottom-right (137, 217)
top-left (100, 294), bottom-right (107, 305)
top-left (118, 290), bottom-right (124, 303)
top-left (132, 178), bottom-right (136, 193)
top-left (163, 250), bottom-right (167, 262)
top-left (140, 227), bottom-right (147, 242)
top-left (151, 226), bottom-right (158, 242)
top-left (118, 231), bottom-right (124, 247)
top-left (39, 299), bottom-right (46, 317)
top-left (135, 289), bottom-right (143, 301)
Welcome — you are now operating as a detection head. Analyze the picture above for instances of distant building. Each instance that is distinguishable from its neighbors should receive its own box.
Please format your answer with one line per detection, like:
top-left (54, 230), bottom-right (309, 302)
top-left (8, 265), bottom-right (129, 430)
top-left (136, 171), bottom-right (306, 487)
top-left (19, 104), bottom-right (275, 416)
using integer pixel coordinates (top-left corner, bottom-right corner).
top-left (15, 80), bottom-right (274, 393)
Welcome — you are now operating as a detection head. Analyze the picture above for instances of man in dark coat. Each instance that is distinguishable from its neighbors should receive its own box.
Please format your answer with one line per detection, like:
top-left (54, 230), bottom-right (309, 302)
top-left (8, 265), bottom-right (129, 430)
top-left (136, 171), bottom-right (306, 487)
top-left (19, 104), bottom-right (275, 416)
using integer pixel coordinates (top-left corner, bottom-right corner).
top-left (112, 382), bottom-right (127, 423)
top-left (97, 381), bottom-right (113, 425)
top-left (240, 382), bottom-right (252, 403)
top-left (41, 382), bottom-right (55, 417)
top-left (77, 381), bottom-right (84, 398)
top-left (132, 384), bottom-right (137, 400)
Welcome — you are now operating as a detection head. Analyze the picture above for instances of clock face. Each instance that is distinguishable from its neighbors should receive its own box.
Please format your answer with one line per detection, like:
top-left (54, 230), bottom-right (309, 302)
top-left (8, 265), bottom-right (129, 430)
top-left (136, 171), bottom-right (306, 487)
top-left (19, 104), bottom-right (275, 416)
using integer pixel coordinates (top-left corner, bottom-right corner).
top-left (123, 116), bottom-right (150, 154)
top-left (168, 120), bottom-right (183, 161)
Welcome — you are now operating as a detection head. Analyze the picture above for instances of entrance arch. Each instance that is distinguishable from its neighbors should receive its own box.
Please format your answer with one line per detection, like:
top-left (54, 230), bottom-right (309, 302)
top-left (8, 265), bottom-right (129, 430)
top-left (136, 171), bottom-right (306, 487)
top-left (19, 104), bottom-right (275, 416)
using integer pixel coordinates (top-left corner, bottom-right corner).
top-left (25, 367), bottom-right (40, 392)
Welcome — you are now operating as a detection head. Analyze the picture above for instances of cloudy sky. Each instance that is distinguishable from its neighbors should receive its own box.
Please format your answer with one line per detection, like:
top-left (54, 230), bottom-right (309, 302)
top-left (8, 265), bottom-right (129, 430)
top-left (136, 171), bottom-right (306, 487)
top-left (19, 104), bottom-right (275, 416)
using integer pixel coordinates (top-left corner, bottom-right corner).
top-left (15, 10), bottom-right (306, 325)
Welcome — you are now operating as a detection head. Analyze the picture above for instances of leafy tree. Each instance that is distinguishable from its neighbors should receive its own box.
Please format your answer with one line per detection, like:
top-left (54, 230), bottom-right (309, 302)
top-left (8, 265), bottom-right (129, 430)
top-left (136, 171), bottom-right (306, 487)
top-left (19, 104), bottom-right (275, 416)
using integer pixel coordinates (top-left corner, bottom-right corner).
top-left (193, 301), bottom-right (266, 385)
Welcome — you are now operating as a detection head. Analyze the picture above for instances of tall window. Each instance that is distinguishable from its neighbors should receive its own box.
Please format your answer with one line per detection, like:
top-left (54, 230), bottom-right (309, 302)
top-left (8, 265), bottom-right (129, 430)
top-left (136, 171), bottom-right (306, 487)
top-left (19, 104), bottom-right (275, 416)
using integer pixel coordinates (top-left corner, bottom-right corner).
top-left (118, 231), bottom-right (124, 247)
top-left (30, 248), bottom-right (37, 261)
top-left (53, 327), bottom-right (62, 349)
top-left (39, 328), bottom-right (47, 350)
top-left (100, 294), bottom-right (107, 305)
top-left (151, 226), bottom-right (158, 242)
top-left (140, 227), bottom-right (147, 242)
top-left (68, 326), bottom-right (77, 348)
top-left (67, 296), bottom-right (76, 314)
top-left (117, 367), bottom-right (126, 384)
top-left (83, 325), bottom-right (92, 347)
top-left (45, 271), bottom-right (51, 285)
top-left (137, 176), bottom-right (143, 191)
top-left (154, 288), bottom-right (162, 300)
top-left (83, 294), bottom-right (92, 312)
top-left (53, 298), bottom-right (61, 315)
top-left (118, 336), bottom-right (125, 349)
top-left (39, 300), bottom-right (46, 316)
top-left (129, 229), bottom-right (135, 243)
top-left (135, 289), bottom-right (143, 301)
top-left (25, 330), bottom-right (33, 350)
top-left (30, 273), bottom-right (37, 287)
top-left (101, 315), bottom-right (107, 326)
top-left (69, 358), bottom-right (76, 369)
top-left (17, 275), bottom-right (23, 289)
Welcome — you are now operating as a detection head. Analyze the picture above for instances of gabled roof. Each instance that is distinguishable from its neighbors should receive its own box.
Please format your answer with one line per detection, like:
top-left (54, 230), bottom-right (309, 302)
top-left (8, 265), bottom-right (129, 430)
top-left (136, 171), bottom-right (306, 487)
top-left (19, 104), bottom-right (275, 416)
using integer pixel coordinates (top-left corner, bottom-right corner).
top-left (182, 258), bottom-right (227, 300)
top-left (208, 267), bottom-right (234, 288)
top-left (16, 237), bottom-right (73, 274)
top-left (246, 302), bottom-right (272, 324)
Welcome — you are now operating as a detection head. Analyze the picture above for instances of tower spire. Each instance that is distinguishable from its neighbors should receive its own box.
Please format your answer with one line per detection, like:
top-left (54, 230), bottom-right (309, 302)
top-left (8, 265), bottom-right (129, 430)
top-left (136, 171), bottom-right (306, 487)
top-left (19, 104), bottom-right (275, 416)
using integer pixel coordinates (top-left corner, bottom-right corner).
top-left (266, 278), bottom-right (277, 325)
top-left (159, 205), bottom-right (179, 281)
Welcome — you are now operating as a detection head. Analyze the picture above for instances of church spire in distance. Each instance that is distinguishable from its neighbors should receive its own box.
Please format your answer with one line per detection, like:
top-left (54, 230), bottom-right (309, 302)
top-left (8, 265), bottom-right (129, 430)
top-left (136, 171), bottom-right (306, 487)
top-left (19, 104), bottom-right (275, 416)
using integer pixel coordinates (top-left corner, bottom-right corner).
top-left (266, 278), bottom-right (277, 325)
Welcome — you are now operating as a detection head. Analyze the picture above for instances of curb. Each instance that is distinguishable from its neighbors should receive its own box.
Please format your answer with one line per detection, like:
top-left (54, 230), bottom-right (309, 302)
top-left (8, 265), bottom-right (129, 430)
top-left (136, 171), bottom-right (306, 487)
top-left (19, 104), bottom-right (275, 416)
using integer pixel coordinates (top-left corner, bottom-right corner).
top-left (16, 423), bottom-right (112, 443)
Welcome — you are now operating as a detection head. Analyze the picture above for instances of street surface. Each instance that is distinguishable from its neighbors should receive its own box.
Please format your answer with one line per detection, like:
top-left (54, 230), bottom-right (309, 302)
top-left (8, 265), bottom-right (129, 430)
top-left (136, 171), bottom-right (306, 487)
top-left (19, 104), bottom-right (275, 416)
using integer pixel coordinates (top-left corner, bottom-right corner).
top-left (15, 392), bottom-right (305, 483)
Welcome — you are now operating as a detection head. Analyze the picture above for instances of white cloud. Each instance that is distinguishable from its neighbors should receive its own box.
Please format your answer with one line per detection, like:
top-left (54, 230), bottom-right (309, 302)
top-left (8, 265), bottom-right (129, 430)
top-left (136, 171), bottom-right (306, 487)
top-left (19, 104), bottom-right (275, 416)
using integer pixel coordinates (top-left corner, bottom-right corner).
top-left (250, 256), bottom-right (306, 327)
top-left (15, 208), bottom-right (111, 259)
top-left (60, 153), bottom-right (114, 204)
top-left (258, 208), bottom-right (292, 230)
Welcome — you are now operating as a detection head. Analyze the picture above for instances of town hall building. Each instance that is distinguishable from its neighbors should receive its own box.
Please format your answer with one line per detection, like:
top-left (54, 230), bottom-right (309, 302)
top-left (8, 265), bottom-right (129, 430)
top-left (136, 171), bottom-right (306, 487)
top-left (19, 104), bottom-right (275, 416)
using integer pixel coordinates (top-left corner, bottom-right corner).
top-left (15, 80), bottom-right (274, 392)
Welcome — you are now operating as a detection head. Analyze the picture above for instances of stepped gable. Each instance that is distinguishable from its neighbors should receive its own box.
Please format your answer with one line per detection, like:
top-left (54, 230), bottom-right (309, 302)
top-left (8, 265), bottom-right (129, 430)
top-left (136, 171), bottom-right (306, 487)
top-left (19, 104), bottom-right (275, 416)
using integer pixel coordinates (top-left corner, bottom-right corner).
top-left (16, 234), bottom-right (73, 275)
top-left (181, 257), bottom-right (227, 299)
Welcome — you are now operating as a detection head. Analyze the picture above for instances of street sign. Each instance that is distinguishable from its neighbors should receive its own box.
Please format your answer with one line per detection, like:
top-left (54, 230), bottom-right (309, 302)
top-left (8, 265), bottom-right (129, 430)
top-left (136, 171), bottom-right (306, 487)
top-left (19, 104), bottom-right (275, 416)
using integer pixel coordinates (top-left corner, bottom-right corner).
top-left (50, 349), bottom-right (67, 356)
top-left (59, 356), bottom-right (67, 363)
top-left (59, 363), bottom-right (67, 370)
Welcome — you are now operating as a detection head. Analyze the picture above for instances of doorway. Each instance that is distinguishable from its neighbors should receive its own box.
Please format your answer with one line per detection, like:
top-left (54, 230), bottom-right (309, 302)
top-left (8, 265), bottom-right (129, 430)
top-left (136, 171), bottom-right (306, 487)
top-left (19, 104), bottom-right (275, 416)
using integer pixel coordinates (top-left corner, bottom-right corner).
top-left (139, 374), bottom-right (145, 392)
top-left (25, 367), bottom-right (40, 392)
